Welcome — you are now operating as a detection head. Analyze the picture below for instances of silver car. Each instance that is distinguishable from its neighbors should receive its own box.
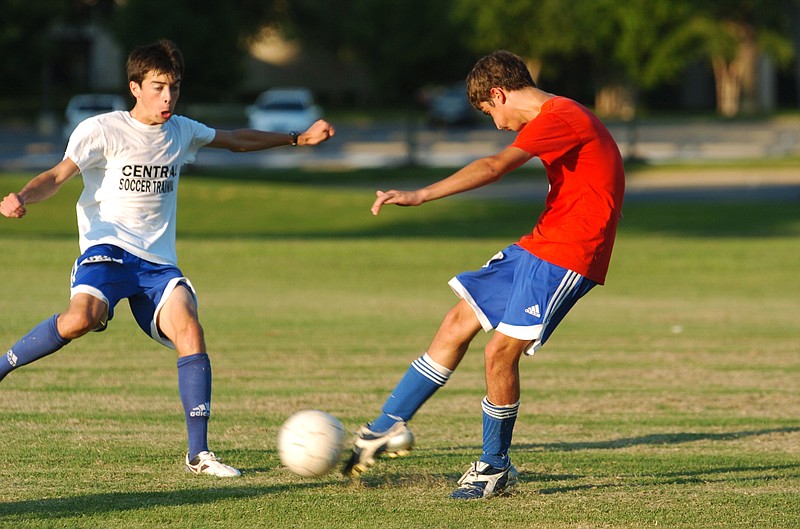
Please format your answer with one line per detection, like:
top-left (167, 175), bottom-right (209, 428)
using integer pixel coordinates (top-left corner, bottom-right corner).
top-left (246, 87), bottom-right (322, 133)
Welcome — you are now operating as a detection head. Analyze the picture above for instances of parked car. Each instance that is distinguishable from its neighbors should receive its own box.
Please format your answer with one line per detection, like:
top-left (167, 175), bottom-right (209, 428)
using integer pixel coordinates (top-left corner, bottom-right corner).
top-left (427, 83), bottom-right (480, 127)
top-left (246, 87), bottom-right (322, 133)
top-left (63, 94), bottom-right (128, 140)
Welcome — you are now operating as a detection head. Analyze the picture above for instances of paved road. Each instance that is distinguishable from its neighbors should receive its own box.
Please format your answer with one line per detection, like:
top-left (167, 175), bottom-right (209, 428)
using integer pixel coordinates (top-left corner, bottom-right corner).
top-left (1, 117), bottom-right (798, 202)
top-left (2, 116), bottom-right (799, 169)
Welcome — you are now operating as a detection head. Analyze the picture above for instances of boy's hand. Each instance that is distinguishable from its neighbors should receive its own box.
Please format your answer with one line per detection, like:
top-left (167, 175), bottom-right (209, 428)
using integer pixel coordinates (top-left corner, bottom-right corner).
top-left (299, 120), bottom-right (336, 146)
top-left (0, 193), bottom-right (26, 218)
top-left (370, 189), bottom-right (423, 216)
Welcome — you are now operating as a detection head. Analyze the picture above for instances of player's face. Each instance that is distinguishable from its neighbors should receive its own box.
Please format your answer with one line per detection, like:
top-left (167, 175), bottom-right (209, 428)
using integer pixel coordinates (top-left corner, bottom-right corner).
top-left (479, 101), bottom-right (519, 132)
top-left (479, 88), bottom-right (523, 132)
top-left (129, 71), bottom-right (181, 126)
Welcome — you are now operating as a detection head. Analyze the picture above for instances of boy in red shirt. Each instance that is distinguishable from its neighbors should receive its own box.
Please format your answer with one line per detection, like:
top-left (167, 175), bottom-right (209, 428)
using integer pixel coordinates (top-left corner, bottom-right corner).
top-left (343, 50), bottom-right (625, 499)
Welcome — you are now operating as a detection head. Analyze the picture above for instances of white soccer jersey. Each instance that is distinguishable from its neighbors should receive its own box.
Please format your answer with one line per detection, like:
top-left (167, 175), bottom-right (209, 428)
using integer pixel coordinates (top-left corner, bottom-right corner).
top-left (65, 111), bottom-right (215, 266)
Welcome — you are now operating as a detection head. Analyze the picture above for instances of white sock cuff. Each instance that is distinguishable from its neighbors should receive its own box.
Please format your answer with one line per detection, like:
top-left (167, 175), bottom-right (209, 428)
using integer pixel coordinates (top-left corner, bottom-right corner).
top-left (421, 352), bottom-right (453, 377)
top-left (482, 396), bottom-right (520, 419)
top-left (411, 352), bottom-right (453, 387)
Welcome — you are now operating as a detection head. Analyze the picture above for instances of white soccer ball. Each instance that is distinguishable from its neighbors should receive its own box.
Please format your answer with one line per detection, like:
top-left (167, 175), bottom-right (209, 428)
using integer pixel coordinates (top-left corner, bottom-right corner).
top-left (278, 409), bottom-right (346, 477)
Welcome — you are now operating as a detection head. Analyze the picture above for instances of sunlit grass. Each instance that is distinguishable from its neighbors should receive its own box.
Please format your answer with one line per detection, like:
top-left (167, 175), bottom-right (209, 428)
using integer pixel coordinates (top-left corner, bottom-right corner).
top-left (0, 170), bottom-right (797, 528)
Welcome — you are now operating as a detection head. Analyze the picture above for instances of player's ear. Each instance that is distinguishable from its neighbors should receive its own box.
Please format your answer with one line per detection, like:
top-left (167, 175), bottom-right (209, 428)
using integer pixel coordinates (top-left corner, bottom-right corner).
top-left (490, 87), bottom-right (506, 104)
top-left (129, 81), bottom-right (141, 99)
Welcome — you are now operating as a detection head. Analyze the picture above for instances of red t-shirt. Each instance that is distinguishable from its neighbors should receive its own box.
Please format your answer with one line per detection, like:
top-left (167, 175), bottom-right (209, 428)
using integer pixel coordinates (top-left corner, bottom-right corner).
top-left (512, 97), bottom-right (625, 284)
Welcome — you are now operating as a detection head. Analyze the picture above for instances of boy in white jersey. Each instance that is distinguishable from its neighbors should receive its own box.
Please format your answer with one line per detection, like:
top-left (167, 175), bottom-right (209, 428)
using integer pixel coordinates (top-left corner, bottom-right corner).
top-left (0, 39), bottom-right (335, 477)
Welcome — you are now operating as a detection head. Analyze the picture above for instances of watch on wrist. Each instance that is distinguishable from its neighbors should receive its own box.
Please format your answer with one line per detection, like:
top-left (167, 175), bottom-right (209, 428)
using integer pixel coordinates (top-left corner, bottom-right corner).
top-left (290, 131), bottom-right (299, 146)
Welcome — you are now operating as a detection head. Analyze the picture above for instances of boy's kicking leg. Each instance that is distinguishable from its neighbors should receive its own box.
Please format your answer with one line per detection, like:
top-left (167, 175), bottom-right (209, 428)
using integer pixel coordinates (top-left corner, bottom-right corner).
top-left (343, 299), bottom-right (481, 476)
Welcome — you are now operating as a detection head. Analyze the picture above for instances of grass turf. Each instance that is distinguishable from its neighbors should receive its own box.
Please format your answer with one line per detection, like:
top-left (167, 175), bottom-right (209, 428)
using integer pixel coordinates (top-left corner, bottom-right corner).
top-left (0, 169), bottom-right (797, 528)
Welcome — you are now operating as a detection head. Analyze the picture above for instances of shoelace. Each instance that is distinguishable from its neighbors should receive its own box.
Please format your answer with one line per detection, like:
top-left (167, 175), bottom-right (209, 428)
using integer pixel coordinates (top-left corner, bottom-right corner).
top-left (458, 464), bottom-right (489, 487)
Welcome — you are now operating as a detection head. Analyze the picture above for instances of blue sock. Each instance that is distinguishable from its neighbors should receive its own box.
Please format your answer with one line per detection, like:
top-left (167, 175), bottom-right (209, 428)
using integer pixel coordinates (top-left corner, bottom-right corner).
top-left (479, 397), bottom-right (519, 469)
top-left (177, 353), bottom-right (212, 460)
top-left (371, 353), bottom-right (453, 433)
top-left (1, 315), bottom-right (70, 382)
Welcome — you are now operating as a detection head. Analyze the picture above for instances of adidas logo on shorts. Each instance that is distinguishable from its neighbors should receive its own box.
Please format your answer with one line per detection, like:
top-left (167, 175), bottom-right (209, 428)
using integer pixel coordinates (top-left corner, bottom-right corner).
top-left (524, 305), bottom-right (541, 318)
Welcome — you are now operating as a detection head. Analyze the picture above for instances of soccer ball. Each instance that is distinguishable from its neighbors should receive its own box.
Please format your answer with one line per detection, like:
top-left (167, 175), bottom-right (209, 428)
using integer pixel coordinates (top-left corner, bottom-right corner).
top-left (278, 410), bottom-right (346, 477)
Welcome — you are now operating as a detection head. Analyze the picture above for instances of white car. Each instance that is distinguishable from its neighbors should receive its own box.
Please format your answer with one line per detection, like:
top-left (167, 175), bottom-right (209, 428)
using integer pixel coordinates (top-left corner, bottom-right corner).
top-left (63, 94), bottom-right (128, 140)
top-left (246, 87), bottom-right (322, 133)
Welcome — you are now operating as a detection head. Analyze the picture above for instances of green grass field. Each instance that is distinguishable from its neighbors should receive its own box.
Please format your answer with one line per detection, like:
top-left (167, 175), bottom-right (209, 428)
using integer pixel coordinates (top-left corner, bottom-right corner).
top-left (0, 168), bottom-right (798, 528)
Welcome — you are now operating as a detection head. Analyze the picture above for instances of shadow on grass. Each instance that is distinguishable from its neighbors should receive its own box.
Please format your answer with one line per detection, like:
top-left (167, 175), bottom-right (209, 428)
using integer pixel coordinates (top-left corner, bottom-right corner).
top-left (515, 426), bottom-right (800, 494)
top-left (336, 426), bottom-right (800, 494)
top-left (0, 482), bottom-right (324, 521)
top-left (531, 461), bottom-right (800, 495)
top-left (182, 168), bottom-right (800, 239)
top-left (516, 426), bottom-right (800, 452)
top-left (149, 199), bottom-right (800, 241)
top-left (337, 460), bottom-right (800, 498)
top-left (2, 192), bottom-right (797, 242)
top-left (3, 168), bottom-right (798, 241)
top-left (168, 200), bottom-right (799, 240)
top-left (353, 427), bottom-right (800, 495)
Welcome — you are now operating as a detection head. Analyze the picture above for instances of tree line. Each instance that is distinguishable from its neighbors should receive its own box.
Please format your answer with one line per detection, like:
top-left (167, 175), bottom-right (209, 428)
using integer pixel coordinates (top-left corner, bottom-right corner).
top-left (1, 0), bottom-right (797, 118)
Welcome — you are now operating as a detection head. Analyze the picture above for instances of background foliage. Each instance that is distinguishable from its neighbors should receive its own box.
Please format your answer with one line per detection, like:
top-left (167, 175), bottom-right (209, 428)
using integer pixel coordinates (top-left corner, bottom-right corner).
top-left (0, 0), bottom-right (797, 114)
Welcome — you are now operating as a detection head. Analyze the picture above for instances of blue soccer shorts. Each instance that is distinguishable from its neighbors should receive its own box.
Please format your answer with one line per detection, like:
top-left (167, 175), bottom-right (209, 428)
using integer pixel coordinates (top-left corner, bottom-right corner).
top-left (448, 244), bottom-right (596, 356)
top-left (69, 244), bottom-right (197, 349)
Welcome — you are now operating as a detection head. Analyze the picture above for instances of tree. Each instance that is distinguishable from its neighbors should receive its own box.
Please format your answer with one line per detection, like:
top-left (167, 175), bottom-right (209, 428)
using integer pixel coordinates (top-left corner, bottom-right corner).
top-left (110, 0), bottom-right (249, 102)
top-left (451, 0), bottom-right (586, 85)
top-left (453, 0), bottom-right (795, 118)
top-left (0, 0), bottom-right (123, 126)
top-left (275, 0), bottom-right (476, 105)
top-left (666, 0), bottom-right (795, 116)
top-left (453, 0), bottom-right (698, 118)
top-left (0, 0), bottom-right (114, 98)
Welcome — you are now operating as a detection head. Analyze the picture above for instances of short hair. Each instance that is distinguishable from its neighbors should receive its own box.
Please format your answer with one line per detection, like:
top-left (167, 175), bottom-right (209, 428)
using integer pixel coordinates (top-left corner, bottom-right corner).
top-left (466, 50), bottom-right (536, 109)
top-left (126, 39), bottom-right (184, 86)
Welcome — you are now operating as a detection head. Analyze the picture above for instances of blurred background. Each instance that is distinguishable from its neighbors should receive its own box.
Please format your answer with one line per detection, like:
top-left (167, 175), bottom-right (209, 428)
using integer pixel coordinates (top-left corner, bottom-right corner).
top-left (0, 0), bottom-right (798, 169)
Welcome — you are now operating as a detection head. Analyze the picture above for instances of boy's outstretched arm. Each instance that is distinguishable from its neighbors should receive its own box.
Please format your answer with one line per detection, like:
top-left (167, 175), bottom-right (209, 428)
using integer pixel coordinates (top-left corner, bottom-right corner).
top-left (1, 158), bottom-right (80, 219)
top-left (208, 119), bottom-right (335, 152)
top-left (371, 146), bottom-right (532, 216)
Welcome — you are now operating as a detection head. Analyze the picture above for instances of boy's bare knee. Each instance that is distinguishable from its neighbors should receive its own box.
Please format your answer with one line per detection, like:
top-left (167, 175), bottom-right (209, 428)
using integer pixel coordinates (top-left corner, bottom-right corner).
top-left (57, 311), bottom-right (101, 339)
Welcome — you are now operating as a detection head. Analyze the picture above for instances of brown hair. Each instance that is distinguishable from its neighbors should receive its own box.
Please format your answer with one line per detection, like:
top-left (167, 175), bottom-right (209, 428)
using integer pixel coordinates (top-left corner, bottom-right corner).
top-left (466, 50), bottom-right (536, 109)
top-left (126, 39), bottom-right (184, 85)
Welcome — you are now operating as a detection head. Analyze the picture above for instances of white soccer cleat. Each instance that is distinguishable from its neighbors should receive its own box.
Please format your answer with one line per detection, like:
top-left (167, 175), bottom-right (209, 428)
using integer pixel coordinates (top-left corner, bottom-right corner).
top-left (450, 460), bottom-right (518, 499)
top-left (342, 421), bottom-right (414, 477)
top-left (185, 451), bottom-right (242, 478)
